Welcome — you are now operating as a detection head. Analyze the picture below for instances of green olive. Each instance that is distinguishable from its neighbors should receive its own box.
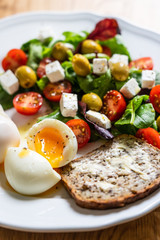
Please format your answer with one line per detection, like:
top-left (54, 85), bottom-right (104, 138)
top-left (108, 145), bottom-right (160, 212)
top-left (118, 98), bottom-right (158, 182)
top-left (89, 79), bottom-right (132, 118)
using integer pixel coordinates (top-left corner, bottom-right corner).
top-left (72, 54), bottom-right (91, 76)
top-left (82, 92), bottom-right (102, 111)
top-left (81, 40), bottom-right (103, 54)
top-left (156, 116), bottom-right (160, 130)
top-left (110, 62), bottom-right (129, 81)
top-left (52, 42), bottom-right (68, 62)
top-left (15, 66), bottom-right (37, 88)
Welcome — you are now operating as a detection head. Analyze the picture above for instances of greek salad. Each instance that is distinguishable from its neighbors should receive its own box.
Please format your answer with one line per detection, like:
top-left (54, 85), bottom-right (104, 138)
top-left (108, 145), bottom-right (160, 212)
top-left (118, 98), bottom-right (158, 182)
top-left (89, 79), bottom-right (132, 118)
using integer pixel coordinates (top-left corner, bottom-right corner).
top-left (1, 17), bottom-right (160, 196)
top-left (1, 18), bottom-right (160, 149)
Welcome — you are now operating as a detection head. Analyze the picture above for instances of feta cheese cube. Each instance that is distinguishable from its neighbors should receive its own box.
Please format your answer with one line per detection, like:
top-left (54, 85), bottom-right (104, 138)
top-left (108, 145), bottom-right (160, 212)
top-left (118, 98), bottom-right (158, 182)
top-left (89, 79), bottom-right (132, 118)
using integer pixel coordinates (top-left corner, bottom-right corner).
top-left (120, 78), bottom-right (141, 99)
top-left (109, 54), bottom-right (128, 68)
top-left (141, 70), bottom-right (156, 89)
top-left (93, 58), bottom-right (108, 75)
top-left (86, 110), bottom-right (111, 129)
top-left (45, 61), bottom-right (65, 83)
top-left (38, 26), bottom-right (54, 41)
top-left (0, 70), bottom-right (19, 95)
top-left (60, 93), bottom-right (78, 117)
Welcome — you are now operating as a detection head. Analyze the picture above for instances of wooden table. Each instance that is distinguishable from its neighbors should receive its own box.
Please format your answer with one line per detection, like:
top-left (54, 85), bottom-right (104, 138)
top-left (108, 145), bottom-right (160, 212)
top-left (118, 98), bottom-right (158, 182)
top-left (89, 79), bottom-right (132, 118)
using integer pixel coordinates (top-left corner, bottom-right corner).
top-left (0, 0), bottom-right (160, 239)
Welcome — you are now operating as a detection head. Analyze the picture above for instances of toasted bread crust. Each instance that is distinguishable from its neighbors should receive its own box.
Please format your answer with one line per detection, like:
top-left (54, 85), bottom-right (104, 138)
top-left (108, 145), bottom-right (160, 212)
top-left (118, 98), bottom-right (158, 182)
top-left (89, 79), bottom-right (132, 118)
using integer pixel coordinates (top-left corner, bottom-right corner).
top-left (61, 135), bottom-right (160, 209)
top-left (62, 174), bottom-right (160, 209)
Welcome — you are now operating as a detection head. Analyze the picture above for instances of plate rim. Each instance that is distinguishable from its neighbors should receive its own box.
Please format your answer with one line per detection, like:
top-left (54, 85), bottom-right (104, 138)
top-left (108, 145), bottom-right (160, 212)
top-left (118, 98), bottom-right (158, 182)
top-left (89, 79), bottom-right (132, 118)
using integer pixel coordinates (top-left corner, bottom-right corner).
top-left (0, 11), bottom-right (160, 232)
top-left (0, 10), bottom-right (160, 41)
top-left (0, 189), bottom-right (159, 233)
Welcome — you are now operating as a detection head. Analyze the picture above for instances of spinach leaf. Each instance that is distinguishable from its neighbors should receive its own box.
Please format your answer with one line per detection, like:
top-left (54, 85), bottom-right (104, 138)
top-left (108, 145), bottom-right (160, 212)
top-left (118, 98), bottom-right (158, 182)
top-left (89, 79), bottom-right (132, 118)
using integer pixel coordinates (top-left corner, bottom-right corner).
top-left (62, 61), bottom-right (115, 98)
top-left (37, 108), bottom-right (80, 123)
top-left (0, 84), bottom-right (15, 110)
top-left (62, 31), bottom-right (88, 48)
top-left (134, 103), bottom-right (155, 128)
top-left (115, 95), bottom-right (155, 134)
top-left (129, 68), bottom-right (142, 86)
top-left (110, 127), bottom-right (122, 137)
top-left (115, 122), bottom-right (137, 135)
top-left (115, 79), bottom-right (128, 91)
top-left (125, 95), bottom-right (149, 124)
top-left (0, 78), bottom-right (46, 110)
top-left (99, 35), bottom-right (131, 61)
top-left (77, 70), bottom-right (115, 98)
top-left (77, 74), bottom-right (95, 93)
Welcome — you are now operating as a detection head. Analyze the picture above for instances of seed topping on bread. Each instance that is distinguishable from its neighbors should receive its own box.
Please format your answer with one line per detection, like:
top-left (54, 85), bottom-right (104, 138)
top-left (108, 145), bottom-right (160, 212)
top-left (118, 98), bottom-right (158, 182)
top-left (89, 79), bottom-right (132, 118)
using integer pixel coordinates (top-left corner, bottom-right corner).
top-left (61, 135), bottom-right (160, 209)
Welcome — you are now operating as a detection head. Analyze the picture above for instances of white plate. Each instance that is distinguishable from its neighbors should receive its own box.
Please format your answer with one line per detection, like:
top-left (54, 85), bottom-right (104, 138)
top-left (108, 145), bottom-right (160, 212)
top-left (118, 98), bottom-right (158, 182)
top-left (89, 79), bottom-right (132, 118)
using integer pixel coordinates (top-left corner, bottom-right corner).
top-left (0, 12), bottom-right (160, 232)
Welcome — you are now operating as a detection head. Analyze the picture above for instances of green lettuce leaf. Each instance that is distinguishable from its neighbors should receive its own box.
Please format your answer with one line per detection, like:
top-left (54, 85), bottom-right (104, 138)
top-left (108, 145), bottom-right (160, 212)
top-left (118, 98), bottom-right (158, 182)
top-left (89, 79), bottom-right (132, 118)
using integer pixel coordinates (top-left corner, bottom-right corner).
top-left (115, 95), bottom-right (155, 134)
top-left (99, 35), bottom-right (131, 61)
top-left (27, 43), bottom-right (43, 71)
top-left (62, 31), bottom-right (88, 48)
top-left (83, 53), bottom-right (110, 60)
top-left (21, 37), bottom-right (53, 71)
top-left (62, 61), bottom-right (77, 84)
top-left (36, 76), bottom-right (49, 91)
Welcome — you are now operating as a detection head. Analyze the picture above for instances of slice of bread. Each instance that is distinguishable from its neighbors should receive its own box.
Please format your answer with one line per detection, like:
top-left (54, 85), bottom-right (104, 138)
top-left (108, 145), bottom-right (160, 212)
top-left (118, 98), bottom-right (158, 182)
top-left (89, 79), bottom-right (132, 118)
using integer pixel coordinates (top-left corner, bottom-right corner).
top-left (61, 135), bottom-right (160, 209)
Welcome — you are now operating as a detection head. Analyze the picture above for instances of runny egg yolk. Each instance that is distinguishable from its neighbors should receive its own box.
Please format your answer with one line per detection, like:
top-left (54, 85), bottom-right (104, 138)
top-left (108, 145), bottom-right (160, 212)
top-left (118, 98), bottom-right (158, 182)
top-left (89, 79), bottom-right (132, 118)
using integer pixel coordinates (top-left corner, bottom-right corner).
top-left (34, 127), bottom-right (64, 168)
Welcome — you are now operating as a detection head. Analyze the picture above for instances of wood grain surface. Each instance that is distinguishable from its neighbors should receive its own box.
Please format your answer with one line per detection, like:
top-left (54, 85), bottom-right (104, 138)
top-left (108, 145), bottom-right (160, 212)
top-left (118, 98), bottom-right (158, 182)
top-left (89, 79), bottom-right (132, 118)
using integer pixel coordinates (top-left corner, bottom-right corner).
top-left (0, 0), bottom-right (160, 239)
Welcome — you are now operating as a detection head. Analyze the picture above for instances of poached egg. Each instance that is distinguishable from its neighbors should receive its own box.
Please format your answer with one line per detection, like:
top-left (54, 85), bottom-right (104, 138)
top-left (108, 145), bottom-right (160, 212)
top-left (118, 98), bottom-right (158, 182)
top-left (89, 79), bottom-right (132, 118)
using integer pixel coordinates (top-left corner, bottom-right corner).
top-left (0, 105), bottom-right (20, 163)
top-left (26, 119), bottom-right (78, 168)
top-left (4, 147), bottom-right (61, 195)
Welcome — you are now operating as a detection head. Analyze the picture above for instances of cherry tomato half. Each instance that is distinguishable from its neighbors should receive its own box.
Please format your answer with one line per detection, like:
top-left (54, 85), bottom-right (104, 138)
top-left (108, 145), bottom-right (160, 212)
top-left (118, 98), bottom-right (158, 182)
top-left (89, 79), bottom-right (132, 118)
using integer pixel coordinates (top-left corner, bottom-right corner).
top-left (101, 90), bottom-right (126, 121)
top-left (2, 49), bottom-right (28, 72)
top-left (136, 127), bottom-right (160, 149)
top-left (43, 80), bottom-right (72, 102)
top-left (37, 57), bottom-right (53, 78)
top-left (150, 85), bottom-right (160, 113)
top-left (66, 119), bottom-right (91, 148)
top-left (129, 57), bottom-right (153, 70)
top-left (13, 92), bottom-right (43, 115)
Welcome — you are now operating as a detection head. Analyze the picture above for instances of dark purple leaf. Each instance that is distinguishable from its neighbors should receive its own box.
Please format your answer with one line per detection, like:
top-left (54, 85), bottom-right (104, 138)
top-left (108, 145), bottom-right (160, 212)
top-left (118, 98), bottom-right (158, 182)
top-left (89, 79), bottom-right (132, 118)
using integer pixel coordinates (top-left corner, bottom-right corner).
top-left (137, 88), bottom-right (151, 96)
top-left (79, 101), bottom-right (114, 140)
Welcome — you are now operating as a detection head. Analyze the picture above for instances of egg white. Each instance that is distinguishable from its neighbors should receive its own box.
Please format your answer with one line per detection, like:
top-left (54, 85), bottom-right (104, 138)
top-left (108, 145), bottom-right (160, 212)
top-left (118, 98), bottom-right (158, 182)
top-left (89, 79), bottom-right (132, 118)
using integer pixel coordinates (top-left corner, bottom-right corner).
top-left (0, 106), bottom-right (20, 163)
top-left (4, 147), bottom-right (61, 195)
top-left (26, 119), bottom-right (78, 168)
